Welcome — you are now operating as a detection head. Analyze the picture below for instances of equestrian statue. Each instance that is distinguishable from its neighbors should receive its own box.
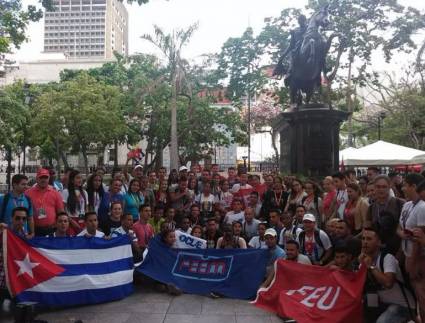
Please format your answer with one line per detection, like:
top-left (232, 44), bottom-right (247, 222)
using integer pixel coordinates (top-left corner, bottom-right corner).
top-left (273, 6), bottom-right (334, 108)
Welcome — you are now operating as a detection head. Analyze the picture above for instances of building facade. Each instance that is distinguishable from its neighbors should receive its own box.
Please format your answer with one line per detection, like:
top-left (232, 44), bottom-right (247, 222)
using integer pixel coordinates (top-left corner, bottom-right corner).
top-left (43, 0), bottom-right (128, 59)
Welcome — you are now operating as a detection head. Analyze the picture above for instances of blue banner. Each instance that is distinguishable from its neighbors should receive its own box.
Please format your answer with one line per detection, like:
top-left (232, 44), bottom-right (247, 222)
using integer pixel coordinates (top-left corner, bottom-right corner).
top-left (137, 237), bottom-right (268, 299)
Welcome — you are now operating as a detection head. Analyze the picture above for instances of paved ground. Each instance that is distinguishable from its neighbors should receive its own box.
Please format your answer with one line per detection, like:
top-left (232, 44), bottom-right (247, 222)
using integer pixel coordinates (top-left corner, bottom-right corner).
top-left (1, 285), bottom-right (281, 323)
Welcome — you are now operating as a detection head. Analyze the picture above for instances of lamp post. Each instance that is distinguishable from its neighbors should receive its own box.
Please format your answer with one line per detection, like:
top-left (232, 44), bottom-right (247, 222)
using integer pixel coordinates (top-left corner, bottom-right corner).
top-left (377, 111), bottom-right (386, 141)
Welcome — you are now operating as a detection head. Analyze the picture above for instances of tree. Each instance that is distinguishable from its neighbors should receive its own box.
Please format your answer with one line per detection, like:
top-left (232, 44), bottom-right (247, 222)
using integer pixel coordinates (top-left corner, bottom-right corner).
top-left (141, 23), bottom-right (199, 170)
top-left (307, 0), bottom-right (425, 146)
top-left (246, 95), bottom-right (284, 163)
top-left (217, 27), bottom-right (269, 103)
top-left (0, 81), bottom-right (29, 187)
top-left (360, 68), bottom-right (425, 149)
top-left (0, 0), bottom-right (52, 54)
top-left (32, 72), bottom-right (128, 174)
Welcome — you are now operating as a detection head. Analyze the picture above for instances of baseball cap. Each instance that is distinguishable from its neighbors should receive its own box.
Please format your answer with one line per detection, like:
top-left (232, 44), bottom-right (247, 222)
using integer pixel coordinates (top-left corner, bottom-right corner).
top-left (264, 228), bottom-right (277, 237)
top-left (303, 213), bottom-right (316, 222)
top-left (36, 168), bottom-right (50, 178)
top-left (179, 166), bottom-right (188, 172)
top-left (133, 164), bottom-right (143, 170)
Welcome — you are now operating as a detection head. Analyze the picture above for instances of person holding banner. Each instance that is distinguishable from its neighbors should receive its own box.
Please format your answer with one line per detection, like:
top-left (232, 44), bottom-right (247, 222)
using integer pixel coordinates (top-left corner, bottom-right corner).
top-left (158, 229), bottom-right (183, 296)
top-left (285, 240), bottom-right (311, 265)
top-left (204, 217), bottom-right (221, 248)
top-left (264, 228), bottom-right (286, 274)
top-left (191, 225), bottom-right (203, 239)
top-left (50, 212), bottom-right (71, 237)
top-left (77, 212), bottom-right (105, 238)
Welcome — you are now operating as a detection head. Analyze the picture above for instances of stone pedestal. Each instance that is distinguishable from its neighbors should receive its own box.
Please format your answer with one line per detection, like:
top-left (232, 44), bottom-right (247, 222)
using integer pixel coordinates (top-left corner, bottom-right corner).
top-left (275, 104), bottom-right (349, 177)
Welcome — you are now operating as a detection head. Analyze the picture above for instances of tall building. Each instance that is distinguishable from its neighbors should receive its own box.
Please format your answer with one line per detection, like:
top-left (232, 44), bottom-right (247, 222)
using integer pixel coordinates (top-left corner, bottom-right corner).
top-left (43, 0), bottom-right (128, 59)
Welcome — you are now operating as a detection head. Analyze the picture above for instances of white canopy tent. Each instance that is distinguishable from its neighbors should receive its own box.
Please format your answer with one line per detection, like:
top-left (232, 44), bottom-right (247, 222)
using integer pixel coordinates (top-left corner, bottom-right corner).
top-left (339, 147), bottom-right (358, 162)
top-left (343, 141), bottom-right (425, 166)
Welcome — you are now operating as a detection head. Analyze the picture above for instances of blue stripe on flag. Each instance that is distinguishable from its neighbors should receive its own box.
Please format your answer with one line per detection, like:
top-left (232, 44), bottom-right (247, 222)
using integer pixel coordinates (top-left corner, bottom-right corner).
top-left (26, 235), bottom-right (131, 250)
top-left (17, 283), bottom-right (133, 307)
top-left (58, 258), bottom-right (133, 276)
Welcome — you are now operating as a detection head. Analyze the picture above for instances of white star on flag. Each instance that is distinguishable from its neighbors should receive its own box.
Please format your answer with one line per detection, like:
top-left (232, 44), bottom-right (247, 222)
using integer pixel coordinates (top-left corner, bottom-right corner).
top-left (15, 253), bottom-right (39, 278)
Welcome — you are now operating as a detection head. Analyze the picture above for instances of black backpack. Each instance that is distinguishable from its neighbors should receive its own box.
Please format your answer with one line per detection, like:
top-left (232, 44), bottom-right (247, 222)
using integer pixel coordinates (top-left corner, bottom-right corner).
top-left (298, 230), bottom-right (325, 261)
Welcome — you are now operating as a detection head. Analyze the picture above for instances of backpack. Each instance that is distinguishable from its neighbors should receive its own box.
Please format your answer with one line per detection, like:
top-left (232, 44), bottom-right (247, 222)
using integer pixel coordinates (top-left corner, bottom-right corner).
top-left (378, 251), bottom-right (417, 320)
top-left (0, 193), bottom-right (32, 222)
top-left (298, 230), bottom-right (325, 261)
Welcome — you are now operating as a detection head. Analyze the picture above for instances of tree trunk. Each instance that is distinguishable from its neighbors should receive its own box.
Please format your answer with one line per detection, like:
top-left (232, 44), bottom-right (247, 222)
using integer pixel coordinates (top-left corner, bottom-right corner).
top-left (144, 137), bottom-right (152, 170)
top-left (113, 140), bottom-right (118, 168)
top-left (271, 129), bottom-right (280, 165)
top-left (155, 144), bottom-right (163, 171)
top-left (22, 144), bottom-right (26, 175)
top-left (60, 151), bottom-right (69, 169)
top-left (6, 146), bottom-right (12, 191)
top-left (346, 56), bottom-right (354, 147)
top-left (170, 74), bottom-right (179, 170)
top-left (81, 145), bottom-right (89, 175)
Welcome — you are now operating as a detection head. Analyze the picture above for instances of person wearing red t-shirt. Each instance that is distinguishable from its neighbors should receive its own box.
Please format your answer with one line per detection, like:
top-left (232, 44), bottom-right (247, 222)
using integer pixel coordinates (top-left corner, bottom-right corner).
top-left (133, 204), bottom-right (154, 251)
top-left (322, 176), bottom-right (336, 221)
top-left (26, 168), bottom-right (64, 236)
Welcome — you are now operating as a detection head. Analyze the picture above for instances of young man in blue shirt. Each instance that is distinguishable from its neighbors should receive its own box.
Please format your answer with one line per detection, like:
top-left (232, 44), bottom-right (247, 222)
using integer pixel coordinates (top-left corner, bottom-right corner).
top-left (0, 174), bottom-right (34, 238)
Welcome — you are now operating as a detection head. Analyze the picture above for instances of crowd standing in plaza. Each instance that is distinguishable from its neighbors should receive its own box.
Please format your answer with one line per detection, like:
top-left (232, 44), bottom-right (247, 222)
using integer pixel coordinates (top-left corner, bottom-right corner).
top-left (0, 163), bottom-right (425, 322)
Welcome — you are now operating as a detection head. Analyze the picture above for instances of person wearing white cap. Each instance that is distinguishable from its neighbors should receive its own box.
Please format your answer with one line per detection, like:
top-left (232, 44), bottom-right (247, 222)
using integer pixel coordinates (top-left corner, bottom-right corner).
top-left (179, 166), bottom-right (189, 176)
top-left (297, 213), bottom-right (333, 265)
top-left (265, 228), bottom-right (286, 274)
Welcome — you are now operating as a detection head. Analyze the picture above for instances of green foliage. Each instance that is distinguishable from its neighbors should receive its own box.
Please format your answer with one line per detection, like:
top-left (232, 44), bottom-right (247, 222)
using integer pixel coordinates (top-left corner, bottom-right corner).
top-left (217, 27), bottom-right (268, 102)
top-left (0, 81), bottom-right (28, 150)
top-left (31, 72), bottom-right (128, 170)
top-left (0, 0), bottom-right (51, 53)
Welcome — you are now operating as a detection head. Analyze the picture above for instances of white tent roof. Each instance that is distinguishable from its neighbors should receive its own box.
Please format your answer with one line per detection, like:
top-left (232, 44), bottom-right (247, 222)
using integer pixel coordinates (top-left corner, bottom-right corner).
top-left (344, 141), bottom-right (425, 166)
top-left (339, 147), bottom-right (358, 161)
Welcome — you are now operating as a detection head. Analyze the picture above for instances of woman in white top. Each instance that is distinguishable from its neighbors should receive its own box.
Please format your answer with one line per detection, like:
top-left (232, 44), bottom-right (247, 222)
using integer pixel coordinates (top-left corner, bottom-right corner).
top-left (62, 170), bottom-right (88, 233)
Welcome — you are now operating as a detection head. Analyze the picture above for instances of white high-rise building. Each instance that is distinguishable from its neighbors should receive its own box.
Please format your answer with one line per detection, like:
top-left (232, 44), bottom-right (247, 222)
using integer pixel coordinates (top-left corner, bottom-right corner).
top-left (43, 0), bottom-right (128, 59)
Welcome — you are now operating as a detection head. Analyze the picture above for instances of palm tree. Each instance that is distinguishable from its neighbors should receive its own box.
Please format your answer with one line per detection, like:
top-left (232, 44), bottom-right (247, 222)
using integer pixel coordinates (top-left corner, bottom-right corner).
top-left (141, 23), bottom-right (198, 170)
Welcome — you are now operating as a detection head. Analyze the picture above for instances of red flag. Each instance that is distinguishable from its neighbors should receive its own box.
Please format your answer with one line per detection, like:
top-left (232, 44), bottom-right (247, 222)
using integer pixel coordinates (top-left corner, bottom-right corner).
top-left (3, 230), bottom-right (64, 296)
top-left (253, 260), bottom-right (366, 323)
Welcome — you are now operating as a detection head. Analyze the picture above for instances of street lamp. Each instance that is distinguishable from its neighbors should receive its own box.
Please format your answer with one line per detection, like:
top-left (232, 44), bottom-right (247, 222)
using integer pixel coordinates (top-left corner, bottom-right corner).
top-left (377, 111), bottom-right (386, 141)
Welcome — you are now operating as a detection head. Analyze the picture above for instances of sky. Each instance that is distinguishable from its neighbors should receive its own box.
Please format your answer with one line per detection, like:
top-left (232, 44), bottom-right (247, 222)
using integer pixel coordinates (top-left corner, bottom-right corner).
top-left (12, 0), bottom-right (425, 161)
top-left (16, 0), bottom-right (425, 62)
top-left (17, 0), bottom-right (303, 61)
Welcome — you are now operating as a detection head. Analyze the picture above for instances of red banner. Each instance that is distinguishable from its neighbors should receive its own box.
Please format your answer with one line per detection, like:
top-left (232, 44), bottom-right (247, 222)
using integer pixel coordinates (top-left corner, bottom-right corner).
top-left (253, 260), bottom-right (366, 323)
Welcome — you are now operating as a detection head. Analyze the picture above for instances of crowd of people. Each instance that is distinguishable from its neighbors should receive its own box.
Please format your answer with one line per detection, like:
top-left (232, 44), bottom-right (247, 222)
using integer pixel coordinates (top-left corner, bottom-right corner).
top-left (0, 163), bottom-right (424, 322)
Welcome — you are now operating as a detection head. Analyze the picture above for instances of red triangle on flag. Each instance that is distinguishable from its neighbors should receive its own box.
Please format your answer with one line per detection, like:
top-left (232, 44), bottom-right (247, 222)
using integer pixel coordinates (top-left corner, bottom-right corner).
top-left (3, 229), bottom-right (65, 296)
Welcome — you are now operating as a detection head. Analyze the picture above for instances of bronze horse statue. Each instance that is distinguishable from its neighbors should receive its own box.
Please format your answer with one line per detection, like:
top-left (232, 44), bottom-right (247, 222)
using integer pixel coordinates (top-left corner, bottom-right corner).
top-left (274, 6), bottom-right (331, 107)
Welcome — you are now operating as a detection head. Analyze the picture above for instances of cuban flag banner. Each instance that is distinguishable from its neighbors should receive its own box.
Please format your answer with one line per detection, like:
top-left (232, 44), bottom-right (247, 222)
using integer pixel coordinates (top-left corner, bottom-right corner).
top-left (3, 229), bottom-right (133, 307)
top-left (137, 237), bottom-right (268, 299)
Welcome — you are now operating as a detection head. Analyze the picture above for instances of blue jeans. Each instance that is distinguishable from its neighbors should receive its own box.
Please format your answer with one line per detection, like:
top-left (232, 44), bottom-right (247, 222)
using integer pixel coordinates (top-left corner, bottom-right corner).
top-left (376, 304), bottom-right (411, 323)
